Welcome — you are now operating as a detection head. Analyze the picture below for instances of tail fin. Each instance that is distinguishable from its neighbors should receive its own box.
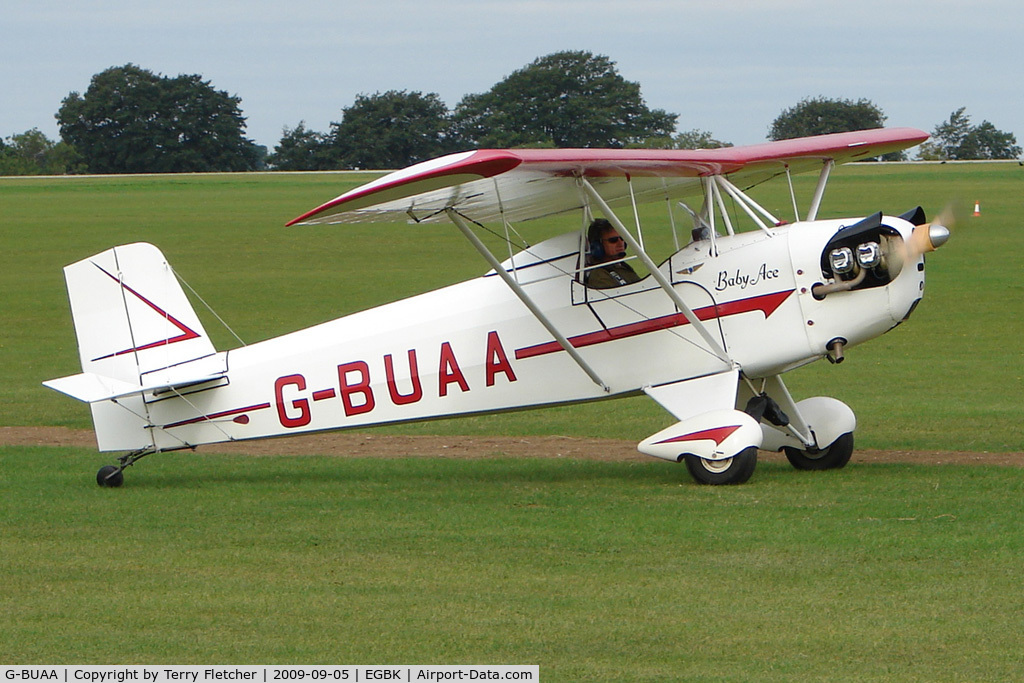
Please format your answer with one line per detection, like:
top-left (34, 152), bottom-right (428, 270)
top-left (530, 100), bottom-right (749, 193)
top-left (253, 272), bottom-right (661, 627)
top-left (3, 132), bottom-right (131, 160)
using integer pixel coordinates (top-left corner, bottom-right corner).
top-left (45, 243), bottom-right (222, 451)
top-left (63, 243), bottom-right (216, 381)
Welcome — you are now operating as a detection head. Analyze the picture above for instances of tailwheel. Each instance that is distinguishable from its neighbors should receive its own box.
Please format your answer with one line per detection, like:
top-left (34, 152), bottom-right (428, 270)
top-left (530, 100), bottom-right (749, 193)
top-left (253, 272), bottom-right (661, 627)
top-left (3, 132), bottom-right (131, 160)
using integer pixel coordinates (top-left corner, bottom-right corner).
top-left (96, 465), bottom-right (124, 488)
top-left (684, 446), bottom-right (758, 485)
top-left (95, 446), bottom-right (158, 487)
top-left (783, 432), bottom-right (854, 470)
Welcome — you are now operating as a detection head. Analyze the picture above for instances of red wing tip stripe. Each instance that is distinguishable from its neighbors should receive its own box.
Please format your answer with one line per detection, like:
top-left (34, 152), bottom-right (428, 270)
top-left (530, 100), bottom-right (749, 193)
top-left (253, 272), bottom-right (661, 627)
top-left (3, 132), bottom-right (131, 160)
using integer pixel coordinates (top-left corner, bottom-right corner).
top-left (286, 150), bottom-right (523, 225)
top-left (164, 403), bottom-right (271, 429)
top-left (655, 425), bottom-right (742, 447)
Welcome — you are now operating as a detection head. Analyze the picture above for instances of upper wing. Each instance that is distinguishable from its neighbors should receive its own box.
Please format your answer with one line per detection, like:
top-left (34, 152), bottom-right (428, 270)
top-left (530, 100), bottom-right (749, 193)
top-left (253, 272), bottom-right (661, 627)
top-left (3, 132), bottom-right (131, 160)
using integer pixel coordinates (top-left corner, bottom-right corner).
top-left (287, 127), bottom-right (928, 226)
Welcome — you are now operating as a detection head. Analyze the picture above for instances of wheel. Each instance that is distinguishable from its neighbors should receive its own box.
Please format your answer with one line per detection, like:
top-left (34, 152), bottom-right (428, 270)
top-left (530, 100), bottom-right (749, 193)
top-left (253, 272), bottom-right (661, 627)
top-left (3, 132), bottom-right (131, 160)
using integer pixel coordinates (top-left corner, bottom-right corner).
top-left (684, 446), bottom-right (758, 485)
top-left (783, 432), bottom-right (854, 471)
top-left (97, 465), bottom-right (124, 487)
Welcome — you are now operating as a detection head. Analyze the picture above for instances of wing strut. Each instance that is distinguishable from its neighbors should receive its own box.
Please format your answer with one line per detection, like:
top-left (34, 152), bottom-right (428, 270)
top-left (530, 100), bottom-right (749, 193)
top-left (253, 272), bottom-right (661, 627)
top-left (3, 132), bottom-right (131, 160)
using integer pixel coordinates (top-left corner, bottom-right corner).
top-left (716, 176), bottom-right (781, 233)
top-left (784, 165), bottom-right (800, 221)
top-left (445, 208), bottom-right (610, 393)
top-left (578, 178), bottom-right (734, 367)
top-left (806, 159), bottom-right (834, 221)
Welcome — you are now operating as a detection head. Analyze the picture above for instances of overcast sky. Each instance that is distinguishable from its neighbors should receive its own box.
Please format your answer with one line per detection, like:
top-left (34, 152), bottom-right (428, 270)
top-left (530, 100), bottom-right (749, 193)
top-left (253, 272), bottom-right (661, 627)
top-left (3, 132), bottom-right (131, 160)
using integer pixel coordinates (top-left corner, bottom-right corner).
top-left (3, 0), bottom-right (1021, 152)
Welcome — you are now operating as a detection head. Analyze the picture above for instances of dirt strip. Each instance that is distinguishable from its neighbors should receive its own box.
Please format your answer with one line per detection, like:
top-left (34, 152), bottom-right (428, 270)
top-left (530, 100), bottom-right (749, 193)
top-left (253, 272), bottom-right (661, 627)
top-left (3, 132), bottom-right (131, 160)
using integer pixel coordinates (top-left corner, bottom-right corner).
top-left (3, 426), bottom-right (1021, 466)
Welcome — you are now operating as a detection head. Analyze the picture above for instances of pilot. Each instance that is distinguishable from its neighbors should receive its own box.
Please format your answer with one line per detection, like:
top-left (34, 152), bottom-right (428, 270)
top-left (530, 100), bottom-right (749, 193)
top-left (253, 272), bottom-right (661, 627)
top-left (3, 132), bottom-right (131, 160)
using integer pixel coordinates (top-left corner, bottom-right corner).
top-left (585, 218), bottom-right (641, 289)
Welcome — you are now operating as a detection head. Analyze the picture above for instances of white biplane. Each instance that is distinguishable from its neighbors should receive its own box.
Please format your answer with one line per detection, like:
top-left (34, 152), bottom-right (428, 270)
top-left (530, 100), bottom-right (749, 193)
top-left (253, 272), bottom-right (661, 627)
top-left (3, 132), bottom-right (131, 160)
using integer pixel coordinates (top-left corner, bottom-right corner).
top-left (45, 127), bottom-right (950, 486)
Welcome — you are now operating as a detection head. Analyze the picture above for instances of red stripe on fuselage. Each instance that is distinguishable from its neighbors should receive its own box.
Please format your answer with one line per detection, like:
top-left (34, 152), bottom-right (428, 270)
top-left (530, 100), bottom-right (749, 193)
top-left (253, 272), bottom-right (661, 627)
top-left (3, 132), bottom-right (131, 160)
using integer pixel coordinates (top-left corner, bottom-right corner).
top-left (514, 289), bottom-right (793, 360)
top-left (164, 403), bottom-right (272, 429)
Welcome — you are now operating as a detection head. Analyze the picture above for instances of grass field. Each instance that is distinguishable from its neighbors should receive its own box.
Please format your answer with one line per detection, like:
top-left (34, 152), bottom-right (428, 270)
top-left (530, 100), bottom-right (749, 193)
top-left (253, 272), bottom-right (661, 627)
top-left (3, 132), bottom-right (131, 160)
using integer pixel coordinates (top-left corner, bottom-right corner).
top-left (1, 163), bottom-right (1023, 676)
top-left (3, 447), bottom-right (1024, 679)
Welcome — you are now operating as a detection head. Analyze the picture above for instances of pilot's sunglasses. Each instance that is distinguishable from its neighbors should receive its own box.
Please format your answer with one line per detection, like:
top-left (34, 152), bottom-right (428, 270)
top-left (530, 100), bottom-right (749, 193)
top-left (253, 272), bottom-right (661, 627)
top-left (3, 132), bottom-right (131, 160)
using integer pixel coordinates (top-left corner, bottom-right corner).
top-left (604, 236), bottom-right (624, 244)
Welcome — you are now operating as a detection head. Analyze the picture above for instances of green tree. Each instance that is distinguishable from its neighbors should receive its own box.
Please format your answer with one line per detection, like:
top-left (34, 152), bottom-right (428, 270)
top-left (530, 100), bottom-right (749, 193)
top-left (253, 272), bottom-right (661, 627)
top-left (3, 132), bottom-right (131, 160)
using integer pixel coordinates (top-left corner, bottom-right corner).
top-left (920, 106), bottom-right (971, 160)
top-left (632, 129), bottom-right (731, 150)
top-left (324, 90), bottom-right (455, 170)
top-left (0, 128), bottom-right (81, 175)
top-left (964, 121), bottom-right (1021, 159)
top-left (769, 96), bottom-right (887, 139)
top-left (57, 64), bottom-right (261, 173)
top-left (452, 51), bottom-right (678, 148)
top-left (267, 122), bottom-right (332, 171)
top-left (769, 96), bottom-right (901, 159)
top-left (917, 107), bottom-right (1021, 160)
top-left (672, 129), bottom-right (732, 149)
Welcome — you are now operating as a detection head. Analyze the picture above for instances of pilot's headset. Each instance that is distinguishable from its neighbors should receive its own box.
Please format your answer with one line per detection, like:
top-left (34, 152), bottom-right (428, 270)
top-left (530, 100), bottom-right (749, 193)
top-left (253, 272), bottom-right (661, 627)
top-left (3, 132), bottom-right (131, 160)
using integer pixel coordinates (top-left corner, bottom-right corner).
top-left (587, 218), bottom-right (616, 261)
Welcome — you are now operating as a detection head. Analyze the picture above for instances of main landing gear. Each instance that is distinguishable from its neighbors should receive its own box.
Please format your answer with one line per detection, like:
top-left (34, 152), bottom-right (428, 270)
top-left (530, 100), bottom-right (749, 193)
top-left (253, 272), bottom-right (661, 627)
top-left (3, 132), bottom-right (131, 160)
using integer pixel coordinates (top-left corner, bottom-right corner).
top-left (684, 446), bottom-right (758, 485)
top-left (783, 431), bottom-right (855, 470)
top-left (679, 393), bottom-right (790, 486)
top-left (678, 391), bottom-right (856, 486)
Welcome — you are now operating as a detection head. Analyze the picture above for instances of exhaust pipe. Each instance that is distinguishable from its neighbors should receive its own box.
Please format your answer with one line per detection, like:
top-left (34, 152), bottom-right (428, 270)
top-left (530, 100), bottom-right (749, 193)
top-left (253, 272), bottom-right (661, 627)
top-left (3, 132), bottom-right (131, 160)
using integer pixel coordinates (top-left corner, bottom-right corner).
top-left (812, 268), bottom-right (867, 299)
top-left (826, 338), bottom-right (846, 364)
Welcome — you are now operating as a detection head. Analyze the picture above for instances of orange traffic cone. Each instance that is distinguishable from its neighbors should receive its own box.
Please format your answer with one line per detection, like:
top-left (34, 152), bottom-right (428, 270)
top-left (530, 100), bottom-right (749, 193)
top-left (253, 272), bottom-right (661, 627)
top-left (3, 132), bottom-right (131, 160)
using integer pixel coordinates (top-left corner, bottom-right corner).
top-left (973, 200), bottom-right (981, 217)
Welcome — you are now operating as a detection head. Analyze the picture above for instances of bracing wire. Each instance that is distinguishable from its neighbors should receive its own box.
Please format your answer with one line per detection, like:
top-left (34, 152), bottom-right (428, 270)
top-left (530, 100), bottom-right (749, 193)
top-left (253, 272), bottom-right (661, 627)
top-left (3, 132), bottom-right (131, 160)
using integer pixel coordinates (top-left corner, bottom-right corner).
top-left (171, 266), bottom-right (247, 348)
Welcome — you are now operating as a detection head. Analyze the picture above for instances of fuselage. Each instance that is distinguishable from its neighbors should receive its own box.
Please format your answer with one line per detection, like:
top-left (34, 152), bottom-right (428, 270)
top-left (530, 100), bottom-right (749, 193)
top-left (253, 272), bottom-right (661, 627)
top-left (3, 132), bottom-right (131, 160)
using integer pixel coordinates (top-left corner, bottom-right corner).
top-left (130, 215), bottom-right (925, 452)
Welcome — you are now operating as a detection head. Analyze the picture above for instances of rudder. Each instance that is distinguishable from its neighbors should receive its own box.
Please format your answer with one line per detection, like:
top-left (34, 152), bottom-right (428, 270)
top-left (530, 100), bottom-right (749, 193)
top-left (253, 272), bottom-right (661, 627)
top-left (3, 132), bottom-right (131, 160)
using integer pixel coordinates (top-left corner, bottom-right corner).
top-left (64, 242), bottom-right (216, 383)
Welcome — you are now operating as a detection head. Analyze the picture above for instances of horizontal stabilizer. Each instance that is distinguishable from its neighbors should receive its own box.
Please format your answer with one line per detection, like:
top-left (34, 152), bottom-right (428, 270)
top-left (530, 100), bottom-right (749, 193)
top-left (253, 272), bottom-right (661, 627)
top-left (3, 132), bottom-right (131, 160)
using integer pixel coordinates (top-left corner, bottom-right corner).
top-left (44, 365), bottom-right (226, 404)
top-left (44, 372), bottom-right (151, 403)
top-left (45, 351), bottom-right (227, 403)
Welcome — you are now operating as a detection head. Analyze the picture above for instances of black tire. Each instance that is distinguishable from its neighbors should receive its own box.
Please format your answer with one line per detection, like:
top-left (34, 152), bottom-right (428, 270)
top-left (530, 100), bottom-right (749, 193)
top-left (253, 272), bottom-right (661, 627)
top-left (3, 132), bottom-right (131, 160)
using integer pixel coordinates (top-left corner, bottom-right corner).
top-left (684, 446), bottom-right (758, 485)
top-left (783, 432), bottom-right (854, 471)
top-left (97, 465), bottom-right (124, 487)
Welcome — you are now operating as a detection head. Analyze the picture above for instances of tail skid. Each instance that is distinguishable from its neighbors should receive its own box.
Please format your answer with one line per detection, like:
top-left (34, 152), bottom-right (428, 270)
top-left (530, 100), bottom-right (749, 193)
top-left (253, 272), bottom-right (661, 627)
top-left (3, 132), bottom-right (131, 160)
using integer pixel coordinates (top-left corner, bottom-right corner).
top-left (43, 243), bottom-right (224, 451)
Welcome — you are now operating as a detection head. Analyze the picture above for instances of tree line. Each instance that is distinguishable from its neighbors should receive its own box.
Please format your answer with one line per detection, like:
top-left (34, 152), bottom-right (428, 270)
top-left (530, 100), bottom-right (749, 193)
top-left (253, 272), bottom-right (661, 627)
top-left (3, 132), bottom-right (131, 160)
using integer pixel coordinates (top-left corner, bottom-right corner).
top-left (2, 51), bottom-right (1019, 176)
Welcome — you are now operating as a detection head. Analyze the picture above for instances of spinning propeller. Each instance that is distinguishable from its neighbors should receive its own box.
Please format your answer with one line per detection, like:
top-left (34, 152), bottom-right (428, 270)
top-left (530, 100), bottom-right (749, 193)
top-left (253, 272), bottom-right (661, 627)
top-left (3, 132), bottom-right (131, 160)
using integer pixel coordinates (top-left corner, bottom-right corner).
top-left (879, 204), bottom-right (956, 280)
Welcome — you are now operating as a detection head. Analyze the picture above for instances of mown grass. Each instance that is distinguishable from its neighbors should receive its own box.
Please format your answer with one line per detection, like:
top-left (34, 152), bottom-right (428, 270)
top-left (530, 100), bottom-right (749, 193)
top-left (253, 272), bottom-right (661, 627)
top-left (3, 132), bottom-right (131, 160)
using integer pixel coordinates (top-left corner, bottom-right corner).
top-left (1, 164), bottom-right (1021, 450)
top-left (3, 446), bottom-right (1024, 680)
